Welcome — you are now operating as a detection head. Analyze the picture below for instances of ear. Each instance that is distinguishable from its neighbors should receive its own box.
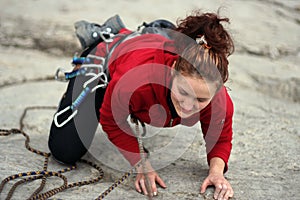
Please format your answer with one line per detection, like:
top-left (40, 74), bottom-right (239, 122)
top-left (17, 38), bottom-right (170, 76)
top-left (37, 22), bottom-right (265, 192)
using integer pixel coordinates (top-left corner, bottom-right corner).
top-left (171, 61), bottom-right (176, 77)
top-left (172, 60), bottom-right (176, 68)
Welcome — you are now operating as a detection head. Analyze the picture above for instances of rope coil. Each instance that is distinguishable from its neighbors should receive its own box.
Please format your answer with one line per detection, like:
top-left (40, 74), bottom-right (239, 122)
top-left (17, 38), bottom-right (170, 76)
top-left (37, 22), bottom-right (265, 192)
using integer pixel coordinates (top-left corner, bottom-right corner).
top-left (1, 30), bottom-right (151, 200)
top-left (0, 106), bottom-right (148, 200)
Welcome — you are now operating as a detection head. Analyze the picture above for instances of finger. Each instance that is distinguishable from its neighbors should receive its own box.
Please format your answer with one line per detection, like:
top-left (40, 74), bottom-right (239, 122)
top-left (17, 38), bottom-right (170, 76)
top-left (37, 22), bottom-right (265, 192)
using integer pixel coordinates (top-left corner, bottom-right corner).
top-left (213, 184), bottom-right (222, 199)
top-left (228, 188), bottom-right (234, 198)
top-left (217, 184), bottom-right (227, 200)
top-left (139, 179), bottom-right (148, 195)
top-left (224, 187), bottom-right (233, 200)
top-left (145, 177), bottom-right (154, 196)
top-left (151, 179), bottom-right (157, 196)
top-left (135, 178), bottom-right (142, 193)
top-left (155, 175), bottom-right (167, 188)
top-left (200, 178), bottom-right (210, 194)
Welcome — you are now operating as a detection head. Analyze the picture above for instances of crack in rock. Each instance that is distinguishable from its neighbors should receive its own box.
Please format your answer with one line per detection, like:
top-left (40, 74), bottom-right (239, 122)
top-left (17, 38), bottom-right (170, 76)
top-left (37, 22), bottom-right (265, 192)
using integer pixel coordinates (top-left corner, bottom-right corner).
top-left (249, 74), bottom-right (300, 102)
top-left (236, 44), bottom-right (300, 60)
top-left (0, 17), bottom-right (80, 56)
top-left (0, 76), bottom-right (55, 89)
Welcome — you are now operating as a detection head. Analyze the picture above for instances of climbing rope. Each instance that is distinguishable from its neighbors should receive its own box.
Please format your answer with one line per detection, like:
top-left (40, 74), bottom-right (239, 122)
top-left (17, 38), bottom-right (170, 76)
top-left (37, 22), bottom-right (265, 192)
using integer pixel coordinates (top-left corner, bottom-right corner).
top-left (1, 29), bottom-right (151, 200)
top-left (0, 106), bottom-right (148, 200)
top-left (135, 121), bottom-right (153, 199)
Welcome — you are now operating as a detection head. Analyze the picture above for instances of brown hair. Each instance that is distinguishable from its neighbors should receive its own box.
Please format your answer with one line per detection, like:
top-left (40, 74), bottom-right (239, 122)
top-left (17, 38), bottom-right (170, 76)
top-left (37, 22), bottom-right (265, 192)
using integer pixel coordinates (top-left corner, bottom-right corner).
top-left (174, 10), bottom-right (234, 89)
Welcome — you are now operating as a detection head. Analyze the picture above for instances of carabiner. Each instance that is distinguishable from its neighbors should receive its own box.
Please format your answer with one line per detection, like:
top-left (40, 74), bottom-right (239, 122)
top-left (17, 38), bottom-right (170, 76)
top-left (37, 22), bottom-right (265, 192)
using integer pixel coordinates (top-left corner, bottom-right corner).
top-left (55, 67), bottom-right (88, 81)
top-left (81, 64), bottom-right (104, 70)
top-left (87, 55), bottom-right (106, 64)
top-left (72, 56), bottom-right (91, 65)
top-left (90, 72), bottom-right (108, 92)
top-left (54, 106), bottom-right (78, 128)
top-left (54, 87), bottom-right (91, 127)
top-left (83, 71), bottom-right (108, 89)
top-left (55, 67), bottom-right (68, 82)
top-left (65, 68), bottom-right (87, 80)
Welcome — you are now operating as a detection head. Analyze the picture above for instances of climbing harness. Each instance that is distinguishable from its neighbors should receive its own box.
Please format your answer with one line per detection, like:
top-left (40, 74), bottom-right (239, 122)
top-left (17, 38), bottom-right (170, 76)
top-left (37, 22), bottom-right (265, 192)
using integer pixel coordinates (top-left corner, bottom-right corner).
top-left (53, 30), bottom-right (140, 128)
top-left (53, 54), bottom-right (108, 128)
top-left (53, 17), bottom-right (175, 128)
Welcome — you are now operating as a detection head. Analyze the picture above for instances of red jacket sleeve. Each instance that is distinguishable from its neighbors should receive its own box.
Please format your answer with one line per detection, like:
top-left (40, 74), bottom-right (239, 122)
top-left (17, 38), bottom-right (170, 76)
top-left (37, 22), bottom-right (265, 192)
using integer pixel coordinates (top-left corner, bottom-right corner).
top-left (99, 77), bottom-right (142, 166)
top-left (200, 86), bottom-right (234, 173)
top-left (97, 29), bottom-right (146, 166)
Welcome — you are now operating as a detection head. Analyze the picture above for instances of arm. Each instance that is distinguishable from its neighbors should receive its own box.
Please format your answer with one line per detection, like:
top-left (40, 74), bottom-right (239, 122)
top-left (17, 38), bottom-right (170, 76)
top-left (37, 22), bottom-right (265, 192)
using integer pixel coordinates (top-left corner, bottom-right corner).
top-left (100, 78), bottom-right (141, 166)
top-left (200, 87), bottom-right (234, 172)
top-left (98, 38), bottom-right (175, 195)
top-left (199, 87), bottom-right (234, 199)
top-left (100, 70), bottom-right (167, 196)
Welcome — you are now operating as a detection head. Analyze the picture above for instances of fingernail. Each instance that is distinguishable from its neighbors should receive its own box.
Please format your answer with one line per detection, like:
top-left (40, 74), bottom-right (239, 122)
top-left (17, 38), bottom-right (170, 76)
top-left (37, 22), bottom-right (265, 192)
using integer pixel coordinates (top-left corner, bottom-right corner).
top-left (153, 192), bottom-right (157, 196)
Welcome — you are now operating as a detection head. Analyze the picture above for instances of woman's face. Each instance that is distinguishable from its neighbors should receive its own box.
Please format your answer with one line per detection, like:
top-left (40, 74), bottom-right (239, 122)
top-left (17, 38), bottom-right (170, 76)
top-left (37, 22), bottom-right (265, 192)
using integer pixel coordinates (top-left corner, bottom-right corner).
top-left (170, 73), bottom-right (217, 118)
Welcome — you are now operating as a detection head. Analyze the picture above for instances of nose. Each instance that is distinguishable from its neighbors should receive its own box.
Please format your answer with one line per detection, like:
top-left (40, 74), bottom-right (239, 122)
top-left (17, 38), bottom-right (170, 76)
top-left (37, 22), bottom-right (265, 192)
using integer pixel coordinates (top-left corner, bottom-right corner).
top-left (180, 97), bottom-right (195, 111)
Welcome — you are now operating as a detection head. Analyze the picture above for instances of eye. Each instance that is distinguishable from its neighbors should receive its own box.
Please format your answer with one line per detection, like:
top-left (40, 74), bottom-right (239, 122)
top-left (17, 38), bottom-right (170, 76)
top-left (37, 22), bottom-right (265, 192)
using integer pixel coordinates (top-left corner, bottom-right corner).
top-left (178, 88), bottom-right (188, 96)
top-left (197, 98), bottom-right (208, 103)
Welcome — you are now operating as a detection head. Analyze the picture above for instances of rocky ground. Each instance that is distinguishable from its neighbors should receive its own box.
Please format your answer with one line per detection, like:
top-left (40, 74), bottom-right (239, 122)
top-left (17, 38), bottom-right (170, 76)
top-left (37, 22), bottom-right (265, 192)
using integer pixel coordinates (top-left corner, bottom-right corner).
top-left (0, 0), bottom-right (300, 199)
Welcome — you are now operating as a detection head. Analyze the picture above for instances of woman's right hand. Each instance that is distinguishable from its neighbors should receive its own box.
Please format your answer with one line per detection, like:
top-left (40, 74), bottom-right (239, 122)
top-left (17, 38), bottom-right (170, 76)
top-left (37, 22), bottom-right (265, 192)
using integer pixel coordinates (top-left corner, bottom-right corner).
top-left (135, 160), bottom-right (167, 196)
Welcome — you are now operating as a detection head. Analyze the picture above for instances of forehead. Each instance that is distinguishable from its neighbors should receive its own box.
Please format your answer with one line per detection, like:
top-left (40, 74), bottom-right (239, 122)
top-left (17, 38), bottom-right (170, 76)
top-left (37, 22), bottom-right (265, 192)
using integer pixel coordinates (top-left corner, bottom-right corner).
top-left (173, 74), bottom-right (215, 98)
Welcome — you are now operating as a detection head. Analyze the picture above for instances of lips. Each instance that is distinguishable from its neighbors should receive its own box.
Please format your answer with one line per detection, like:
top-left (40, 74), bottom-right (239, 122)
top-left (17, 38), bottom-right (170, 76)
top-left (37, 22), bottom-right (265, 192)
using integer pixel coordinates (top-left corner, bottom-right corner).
top-left (180, 106), bottom-right (193, 114)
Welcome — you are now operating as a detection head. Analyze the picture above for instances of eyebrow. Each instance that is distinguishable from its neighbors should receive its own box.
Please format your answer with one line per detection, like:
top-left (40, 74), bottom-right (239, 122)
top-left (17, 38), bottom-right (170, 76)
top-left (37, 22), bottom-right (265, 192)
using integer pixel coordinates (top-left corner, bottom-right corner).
top-left (178, 87), bottom-right (210, 101)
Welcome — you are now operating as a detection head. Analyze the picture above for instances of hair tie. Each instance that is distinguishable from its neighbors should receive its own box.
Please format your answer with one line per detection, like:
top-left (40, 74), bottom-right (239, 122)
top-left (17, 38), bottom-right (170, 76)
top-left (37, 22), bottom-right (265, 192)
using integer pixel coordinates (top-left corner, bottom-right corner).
top-left (196, 35), bottom-right (211, 49)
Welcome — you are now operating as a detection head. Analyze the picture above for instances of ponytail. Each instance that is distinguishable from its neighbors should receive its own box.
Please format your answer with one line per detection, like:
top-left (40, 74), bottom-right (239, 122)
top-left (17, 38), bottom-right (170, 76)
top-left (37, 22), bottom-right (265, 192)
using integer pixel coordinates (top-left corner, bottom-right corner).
top-left (174, 10), bottom-right (234, 85)
top-left (176, 10), bottom-right (234, 56)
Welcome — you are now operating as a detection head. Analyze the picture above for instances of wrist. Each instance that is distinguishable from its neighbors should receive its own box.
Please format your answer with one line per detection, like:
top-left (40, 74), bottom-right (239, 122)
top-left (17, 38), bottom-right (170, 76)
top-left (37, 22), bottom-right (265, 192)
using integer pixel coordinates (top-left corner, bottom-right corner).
top-left (135, 159), bottom-right (153, 173)
top-left (209, 157), bottom-right (225, 175)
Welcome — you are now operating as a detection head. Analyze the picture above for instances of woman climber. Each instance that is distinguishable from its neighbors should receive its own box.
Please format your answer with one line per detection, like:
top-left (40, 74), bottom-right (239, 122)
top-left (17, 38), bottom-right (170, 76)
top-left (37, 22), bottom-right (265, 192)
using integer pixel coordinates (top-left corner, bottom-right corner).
top-left (49, 10), bottom-right (235, 200)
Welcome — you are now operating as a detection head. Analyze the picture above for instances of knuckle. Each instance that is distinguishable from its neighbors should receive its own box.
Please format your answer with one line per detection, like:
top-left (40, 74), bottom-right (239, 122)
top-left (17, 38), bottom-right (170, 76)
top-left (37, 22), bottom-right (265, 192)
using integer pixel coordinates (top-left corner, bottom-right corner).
top-left (217, 184), bottom-right (223, 190)
top-left (151, 182), bottom-right (156, 187)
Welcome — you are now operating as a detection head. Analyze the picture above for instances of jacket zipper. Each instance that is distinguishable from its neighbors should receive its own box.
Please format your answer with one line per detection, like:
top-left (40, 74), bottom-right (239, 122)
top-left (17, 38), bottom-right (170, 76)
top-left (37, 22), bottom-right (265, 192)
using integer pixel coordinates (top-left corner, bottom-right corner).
top-left (169, 118), bottom-right (173, 127)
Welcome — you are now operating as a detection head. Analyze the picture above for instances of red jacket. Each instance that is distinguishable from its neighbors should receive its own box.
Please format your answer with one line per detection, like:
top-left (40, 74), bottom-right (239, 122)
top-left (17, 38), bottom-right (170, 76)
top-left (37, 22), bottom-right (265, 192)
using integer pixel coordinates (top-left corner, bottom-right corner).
top-left (97, 29), bottom-right (234, 172)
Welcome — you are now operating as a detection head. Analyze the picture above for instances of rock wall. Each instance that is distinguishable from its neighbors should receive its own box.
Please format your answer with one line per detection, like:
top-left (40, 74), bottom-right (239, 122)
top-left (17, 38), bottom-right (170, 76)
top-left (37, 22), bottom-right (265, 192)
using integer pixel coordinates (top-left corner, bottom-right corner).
top-left (0, 0), bottom-right (299, 199)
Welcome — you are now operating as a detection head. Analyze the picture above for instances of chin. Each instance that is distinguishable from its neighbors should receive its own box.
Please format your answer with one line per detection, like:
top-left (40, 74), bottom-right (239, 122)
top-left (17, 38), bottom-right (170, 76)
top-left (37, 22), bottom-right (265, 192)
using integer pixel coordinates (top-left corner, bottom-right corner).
top-left (178, 111), bottom-right (195, 118)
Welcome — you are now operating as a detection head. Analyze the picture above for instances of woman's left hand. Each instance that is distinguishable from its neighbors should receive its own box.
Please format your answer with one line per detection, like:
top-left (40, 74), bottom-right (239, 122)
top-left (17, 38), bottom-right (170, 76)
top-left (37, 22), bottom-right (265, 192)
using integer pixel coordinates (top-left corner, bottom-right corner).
top-left (200, 172), bottom-right (234, 200)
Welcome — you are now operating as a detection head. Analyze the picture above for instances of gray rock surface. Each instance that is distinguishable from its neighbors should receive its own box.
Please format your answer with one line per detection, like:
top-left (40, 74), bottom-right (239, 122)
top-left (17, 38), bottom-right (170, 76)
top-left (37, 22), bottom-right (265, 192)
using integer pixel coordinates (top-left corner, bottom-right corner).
top-left (1, 0), bottom-right (300, 199)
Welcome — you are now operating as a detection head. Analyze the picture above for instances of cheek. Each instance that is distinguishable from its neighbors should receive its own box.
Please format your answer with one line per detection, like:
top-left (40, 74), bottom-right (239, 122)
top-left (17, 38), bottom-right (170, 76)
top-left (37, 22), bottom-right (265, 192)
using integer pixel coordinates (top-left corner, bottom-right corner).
top-left (171, 86), bottom-right (182, 102)
top-left (173, 92), bottom-right (183, 102)
top-left (197, 101), bottom-right (210, 110)
top-left (170, 91), bottom-right (178, 105)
